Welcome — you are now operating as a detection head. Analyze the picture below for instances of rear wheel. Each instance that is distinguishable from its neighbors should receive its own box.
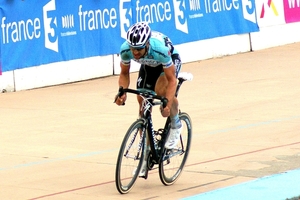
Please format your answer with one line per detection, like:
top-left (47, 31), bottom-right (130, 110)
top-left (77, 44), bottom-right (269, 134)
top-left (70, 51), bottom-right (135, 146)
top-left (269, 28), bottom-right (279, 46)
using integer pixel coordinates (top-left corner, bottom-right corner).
top-left (115, 119), bottom-right (146, 194)
top-left (159, 112), bottom-right (192, 185)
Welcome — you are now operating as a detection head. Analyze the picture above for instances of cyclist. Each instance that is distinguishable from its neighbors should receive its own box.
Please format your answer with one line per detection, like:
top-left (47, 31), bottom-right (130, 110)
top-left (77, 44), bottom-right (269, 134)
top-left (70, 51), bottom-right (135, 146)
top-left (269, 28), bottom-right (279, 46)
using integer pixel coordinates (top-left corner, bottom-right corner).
top-left (115, 22), bottom-right (182, 150)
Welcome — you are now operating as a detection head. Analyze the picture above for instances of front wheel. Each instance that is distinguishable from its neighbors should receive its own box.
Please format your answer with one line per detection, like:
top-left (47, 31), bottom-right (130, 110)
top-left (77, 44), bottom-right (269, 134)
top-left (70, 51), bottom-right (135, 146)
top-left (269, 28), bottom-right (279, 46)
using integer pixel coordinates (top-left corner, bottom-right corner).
top-left (115, 119), bottom-right (146, 194)
top-left (159, 112), bottom-right (192, 186)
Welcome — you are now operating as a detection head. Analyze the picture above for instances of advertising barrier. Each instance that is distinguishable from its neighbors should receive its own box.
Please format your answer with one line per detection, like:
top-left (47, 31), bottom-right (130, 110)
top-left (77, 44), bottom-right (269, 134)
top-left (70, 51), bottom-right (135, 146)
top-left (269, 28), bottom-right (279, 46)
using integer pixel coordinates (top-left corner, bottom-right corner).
top-left (255, 0), bottom-right (300, 27)
top-left (284, 0), bottom-right (300, 23)
top-left (251, 0), bottom-right (300, 51)
top-left (0, 0), bottom-right (259, 74)
top-left (255, 0), bottom-right (286, 27)
top-left (0, 0), bottom-right (121, 73)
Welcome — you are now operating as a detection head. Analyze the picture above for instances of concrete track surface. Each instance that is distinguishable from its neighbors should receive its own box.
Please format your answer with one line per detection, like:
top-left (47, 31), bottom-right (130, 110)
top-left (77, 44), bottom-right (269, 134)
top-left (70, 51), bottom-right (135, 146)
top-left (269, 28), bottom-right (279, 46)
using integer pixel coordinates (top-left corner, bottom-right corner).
top-left (1, 42), bottom-right (300, 200)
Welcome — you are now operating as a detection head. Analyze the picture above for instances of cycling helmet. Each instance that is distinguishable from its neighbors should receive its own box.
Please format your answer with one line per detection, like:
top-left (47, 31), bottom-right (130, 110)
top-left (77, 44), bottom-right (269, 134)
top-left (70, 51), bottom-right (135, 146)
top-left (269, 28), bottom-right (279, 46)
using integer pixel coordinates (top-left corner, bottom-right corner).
top-left (126, 22), bottom-right (151, 48)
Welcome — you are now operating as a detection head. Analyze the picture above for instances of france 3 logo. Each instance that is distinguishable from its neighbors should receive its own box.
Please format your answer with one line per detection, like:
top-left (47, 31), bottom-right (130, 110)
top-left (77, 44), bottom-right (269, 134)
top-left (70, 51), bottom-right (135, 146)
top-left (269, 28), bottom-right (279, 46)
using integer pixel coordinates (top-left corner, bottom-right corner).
top-left (119, 0), bottom-right (191, 37)
top-left (241, 0), bottom-right (256, 23)
top-left (43, 0), bottom-right (75, 52)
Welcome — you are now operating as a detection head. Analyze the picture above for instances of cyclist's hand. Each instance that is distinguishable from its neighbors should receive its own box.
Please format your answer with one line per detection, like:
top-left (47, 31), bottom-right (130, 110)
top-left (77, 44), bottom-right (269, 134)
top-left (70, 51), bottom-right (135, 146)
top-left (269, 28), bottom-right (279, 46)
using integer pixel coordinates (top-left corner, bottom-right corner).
top-left (160, 105), bottom-right (170, 117)
top-left (115, 94), bottom-right (126, 106)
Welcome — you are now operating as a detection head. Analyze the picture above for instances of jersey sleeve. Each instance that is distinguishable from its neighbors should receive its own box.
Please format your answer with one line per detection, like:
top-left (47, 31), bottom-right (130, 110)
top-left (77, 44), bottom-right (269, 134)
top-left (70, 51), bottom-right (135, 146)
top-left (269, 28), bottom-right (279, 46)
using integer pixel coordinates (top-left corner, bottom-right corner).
top-left (154, 44), bottom-right (173, 68)
top-left (150, 33), bottom-right (174, 68)
top-left (120, 42), bottom-right (132, 66)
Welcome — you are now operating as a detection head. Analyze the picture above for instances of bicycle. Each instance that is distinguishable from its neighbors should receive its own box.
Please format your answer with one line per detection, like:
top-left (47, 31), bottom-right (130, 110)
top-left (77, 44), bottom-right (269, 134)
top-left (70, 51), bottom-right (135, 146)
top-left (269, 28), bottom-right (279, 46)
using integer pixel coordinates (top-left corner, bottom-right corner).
top-left (114, 72), bottom-right (193, 194)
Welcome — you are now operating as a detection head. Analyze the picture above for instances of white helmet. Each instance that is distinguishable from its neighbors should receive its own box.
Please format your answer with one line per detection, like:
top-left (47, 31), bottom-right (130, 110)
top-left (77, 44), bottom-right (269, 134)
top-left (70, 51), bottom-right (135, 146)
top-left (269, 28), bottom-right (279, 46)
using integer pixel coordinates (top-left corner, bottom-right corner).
top-left (126, 22), bottom-right (151, 48)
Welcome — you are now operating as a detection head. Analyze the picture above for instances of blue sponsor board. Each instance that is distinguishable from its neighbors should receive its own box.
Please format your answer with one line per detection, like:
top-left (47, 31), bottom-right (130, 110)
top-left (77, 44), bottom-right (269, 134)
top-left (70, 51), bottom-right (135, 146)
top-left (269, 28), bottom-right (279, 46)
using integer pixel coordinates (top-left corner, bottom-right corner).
top-left (0, 0), bottom-right (258, 72)
top-left (0, 0), bottom-right (121, 72)
top-left (131, 0), bottom-right (259, 44)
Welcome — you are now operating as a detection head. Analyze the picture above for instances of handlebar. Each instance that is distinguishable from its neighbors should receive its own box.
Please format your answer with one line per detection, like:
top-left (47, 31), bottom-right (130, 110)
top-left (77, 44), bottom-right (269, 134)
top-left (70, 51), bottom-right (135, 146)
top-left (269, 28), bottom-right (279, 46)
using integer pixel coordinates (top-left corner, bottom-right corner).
top-left (114, 72), bottom-right (193, 108)
top-left (114, 86), bottom-right (168, 108)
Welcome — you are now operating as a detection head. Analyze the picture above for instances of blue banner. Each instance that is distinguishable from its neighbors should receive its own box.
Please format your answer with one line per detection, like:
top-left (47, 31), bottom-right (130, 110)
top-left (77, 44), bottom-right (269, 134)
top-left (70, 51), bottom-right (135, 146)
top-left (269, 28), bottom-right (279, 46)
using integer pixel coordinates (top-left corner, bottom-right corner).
top-left (0, 0), bottom-right (259, 73)
top-left (131, 0), bottom-right (259, 44)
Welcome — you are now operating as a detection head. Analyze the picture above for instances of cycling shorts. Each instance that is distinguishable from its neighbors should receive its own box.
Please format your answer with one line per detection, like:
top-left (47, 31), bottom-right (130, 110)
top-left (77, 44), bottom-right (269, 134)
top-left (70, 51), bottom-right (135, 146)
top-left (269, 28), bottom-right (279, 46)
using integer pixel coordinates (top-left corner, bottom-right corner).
top-left (136, 54), bottom-right (181, 91)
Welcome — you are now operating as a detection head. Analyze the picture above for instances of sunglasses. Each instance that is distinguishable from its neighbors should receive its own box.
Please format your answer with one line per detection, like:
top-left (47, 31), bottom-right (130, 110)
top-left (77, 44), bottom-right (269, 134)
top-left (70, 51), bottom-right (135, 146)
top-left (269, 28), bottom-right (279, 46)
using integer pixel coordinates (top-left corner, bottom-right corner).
top-left (130, 46), bottom-right (146, 51)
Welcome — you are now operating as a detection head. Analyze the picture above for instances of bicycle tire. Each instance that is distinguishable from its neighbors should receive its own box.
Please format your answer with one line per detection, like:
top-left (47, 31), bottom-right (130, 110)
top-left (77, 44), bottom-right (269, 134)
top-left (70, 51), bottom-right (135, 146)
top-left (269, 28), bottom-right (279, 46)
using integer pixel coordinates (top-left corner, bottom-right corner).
top-left (115, 119), bottom-right (146, 194)
top-left (159, 112), bottom-right (192, 186)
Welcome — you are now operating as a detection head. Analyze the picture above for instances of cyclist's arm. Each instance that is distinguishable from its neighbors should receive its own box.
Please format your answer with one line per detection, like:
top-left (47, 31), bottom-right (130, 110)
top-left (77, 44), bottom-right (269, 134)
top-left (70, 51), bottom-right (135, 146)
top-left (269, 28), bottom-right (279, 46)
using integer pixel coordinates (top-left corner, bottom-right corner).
top-left (119, 42), bottom-right (132, 89)
top-left (119, 62), bottom-right (130, 89)
top-left (154, 45), bottom-right (177, 115)
top-left (115, 62), bottom-right (130, 105)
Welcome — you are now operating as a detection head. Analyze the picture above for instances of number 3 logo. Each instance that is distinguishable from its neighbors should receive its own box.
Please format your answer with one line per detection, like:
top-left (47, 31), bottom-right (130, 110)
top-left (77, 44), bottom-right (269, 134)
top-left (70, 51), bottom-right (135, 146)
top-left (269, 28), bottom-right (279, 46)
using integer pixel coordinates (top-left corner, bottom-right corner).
top-left (241, 0), bottom-right (257, 23)
top-left (173, 0), bottom-right (188, 34)
top-left (43, 0), bottom-right (58, 52)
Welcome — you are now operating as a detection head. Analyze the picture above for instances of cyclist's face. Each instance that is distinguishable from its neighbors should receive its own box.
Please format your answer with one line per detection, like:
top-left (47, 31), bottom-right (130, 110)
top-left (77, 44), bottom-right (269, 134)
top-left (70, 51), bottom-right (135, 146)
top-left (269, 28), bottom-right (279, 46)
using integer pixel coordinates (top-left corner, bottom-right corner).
top-left (130, 46), bottom-right (146, 59)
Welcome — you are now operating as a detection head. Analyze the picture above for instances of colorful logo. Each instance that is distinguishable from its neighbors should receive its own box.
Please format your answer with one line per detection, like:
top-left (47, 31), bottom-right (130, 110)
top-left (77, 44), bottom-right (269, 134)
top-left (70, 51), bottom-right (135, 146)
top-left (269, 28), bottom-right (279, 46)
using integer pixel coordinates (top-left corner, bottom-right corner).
top-left (260, 0), bottom-right (279, 18)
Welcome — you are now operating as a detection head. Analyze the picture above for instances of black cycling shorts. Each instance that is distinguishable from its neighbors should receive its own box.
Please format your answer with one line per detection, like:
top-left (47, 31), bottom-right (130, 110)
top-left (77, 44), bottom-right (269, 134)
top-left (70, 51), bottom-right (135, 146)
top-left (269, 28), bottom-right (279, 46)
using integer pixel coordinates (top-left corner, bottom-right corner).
top-left (136, 54), bottom-right (181, 91)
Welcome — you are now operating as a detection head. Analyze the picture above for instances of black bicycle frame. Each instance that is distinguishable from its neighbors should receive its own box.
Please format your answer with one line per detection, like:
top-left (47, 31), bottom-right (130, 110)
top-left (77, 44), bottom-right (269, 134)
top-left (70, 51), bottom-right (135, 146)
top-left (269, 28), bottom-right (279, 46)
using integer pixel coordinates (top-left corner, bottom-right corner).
top-left (141, 77), bottom-right (185, 164)
top-left (142, 104), bottom-right (171, 165)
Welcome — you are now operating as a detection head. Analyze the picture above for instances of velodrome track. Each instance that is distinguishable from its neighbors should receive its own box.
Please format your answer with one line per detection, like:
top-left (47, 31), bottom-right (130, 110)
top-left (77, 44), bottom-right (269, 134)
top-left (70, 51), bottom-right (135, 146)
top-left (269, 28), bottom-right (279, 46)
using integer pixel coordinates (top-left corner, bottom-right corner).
top-left (1, 42), bottom-right (300, 199)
